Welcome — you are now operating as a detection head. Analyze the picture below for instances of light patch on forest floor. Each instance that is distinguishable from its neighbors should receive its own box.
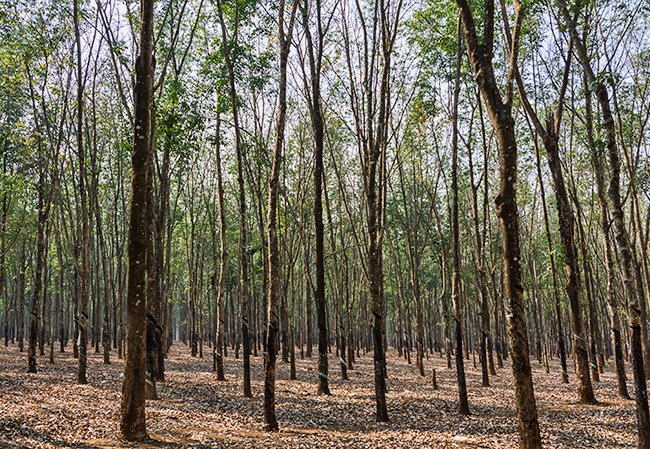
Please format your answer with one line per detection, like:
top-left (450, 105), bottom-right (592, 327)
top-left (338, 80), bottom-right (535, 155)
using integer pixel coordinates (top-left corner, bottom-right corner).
top-left (0, 343), bottom-right (637, 448)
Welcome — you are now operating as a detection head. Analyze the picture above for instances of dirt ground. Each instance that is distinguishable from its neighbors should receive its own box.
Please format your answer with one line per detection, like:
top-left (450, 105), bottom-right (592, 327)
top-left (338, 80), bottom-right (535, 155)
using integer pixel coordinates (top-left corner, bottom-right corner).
top-left (0, 342), bottom-right (638, 448)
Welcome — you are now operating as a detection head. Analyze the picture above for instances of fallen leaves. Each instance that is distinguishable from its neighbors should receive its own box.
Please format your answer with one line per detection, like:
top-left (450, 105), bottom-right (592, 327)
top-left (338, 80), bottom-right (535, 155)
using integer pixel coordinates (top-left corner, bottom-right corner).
top-left (0, 343), bottom-right (638, 448)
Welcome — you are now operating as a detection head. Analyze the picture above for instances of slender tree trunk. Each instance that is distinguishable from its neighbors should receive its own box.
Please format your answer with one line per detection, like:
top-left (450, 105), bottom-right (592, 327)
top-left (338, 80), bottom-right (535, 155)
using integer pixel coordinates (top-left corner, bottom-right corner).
top-left (507, 0), bottom-right (595, 400)
top-left (305, 242), bottom-right (313, 358)
top-left (555, 0), bottom-right (649, 442)
top-left (0, 161), bottom-right (8, 349)
top-left (542, 133), bottom-right (595, 401)
top-left (215, 0), bottom-right (252, 397)
top-left (264, 1), bottom-right (297, 431)
top-left (324, 166), bottom-right (348, 380)
top-left (213, 114), bottom-right (227, 381)
top-left (533, 141), bottom-right (568, 383)
top-left (302, 0), bottom-right (330, 395)
top-left (582, 72), bottom-right (630, 398)
top-left (18, 248), bottom-right (26, 353)
top-left (450, 20), bottom-right (470, 414)
top-left (74, 0), bottom-right (90, 384)
top-left (145, 153), bottom-right (158, 400)
top-left (120, 0), bottom-right (154, 440)
top-left (468, 98), bottom-right (492, 384)
top-left (456, 0), bottom-right (542, 445)
top-left (27, 140), bottom-right (47, 375)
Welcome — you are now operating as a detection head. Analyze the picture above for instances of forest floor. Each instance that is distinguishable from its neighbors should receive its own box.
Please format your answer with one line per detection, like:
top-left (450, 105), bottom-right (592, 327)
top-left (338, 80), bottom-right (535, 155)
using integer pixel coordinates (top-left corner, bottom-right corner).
top-left (0, 342), bottom-right (638, 448)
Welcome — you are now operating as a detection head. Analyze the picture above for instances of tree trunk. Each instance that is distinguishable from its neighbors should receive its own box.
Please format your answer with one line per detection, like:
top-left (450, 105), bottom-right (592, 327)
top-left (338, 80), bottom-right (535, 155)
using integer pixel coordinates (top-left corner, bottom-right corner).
top-left (145, 151), bottom-right (159, 400)
top-left (302, 0), bottom-right (330, 395)
top-left (543, 132), bottom-right (595, 402)
top-left (456, 0), bottom-right (542, 445)
top-left (582, 71), bottom-right (630, 398)
top-left (215, 0), bottom-right (252, 398)
top-left (555, 0), bottom-right (649, 442)
top-left (74, 0), bottom-right (90, 384)
top-left (213, 113), bottom-right (227, 381)
top-left (533, 141), bottom-right (568, 384)
top-left (450, 20), bottom-right (470, 413)
top-left (264, 1), bottom-right (297, 431)
top-left (120, 0), bottom-right (154, 440)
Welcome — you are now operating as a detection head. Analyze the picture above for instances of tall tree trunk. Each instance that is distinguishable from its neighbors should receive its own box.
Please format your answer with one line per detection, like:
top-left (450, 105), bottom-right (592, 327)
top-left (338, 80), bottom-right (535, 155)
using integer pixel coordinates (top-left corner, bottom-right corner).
top-left (145, 152), bottom-right (159, 400)
top-left (302, 0), bottom-right (330, 395)
top-left (456, 0), bottom-right (542, 445)
top-left (304, 242), bottom-right (313, 358)
top-left (74, 0), bottom-right (90, 384)
top-left (555, 0), bottom-right (650, 443)
top-left (582, 72), bottom-right (630, 398)
top-left (540, 128), bottom-right (594, 402)
top-left (450, 19), bottom-right (470, 414)
top-left (324, 164), bottom-right (348, 380)
top-left (0, 162), bottom-right (8, 349)
top-left (120, 0), bottom-right (154, 440)
top-left (213, 114), bottom-right (227, 381)
top-left (18, 247), bottom-right (26, 353)
top-left (468, 91), bottom-right (493, 384)
top-left (533, 140), bottom-right (568, 384)
top-left (27, 120), bottom-right (48, 375)
top-left (264, 0), bottom-right (297, 431)
top-left (154, 139), bottom-right (170, 382)
top-left (505, 0), bottom-right (595, 402)
top-left (215, 0), bottom-right (252, 397)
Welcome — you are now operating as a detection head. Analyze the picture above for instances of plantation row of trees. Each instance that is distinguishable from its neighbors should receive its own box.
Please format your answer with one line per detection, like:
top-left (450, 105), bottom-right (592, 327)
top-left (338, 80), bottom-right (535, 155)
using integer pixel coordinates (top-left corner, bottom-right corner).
top-left (1, 0), bottom-right (649, 446)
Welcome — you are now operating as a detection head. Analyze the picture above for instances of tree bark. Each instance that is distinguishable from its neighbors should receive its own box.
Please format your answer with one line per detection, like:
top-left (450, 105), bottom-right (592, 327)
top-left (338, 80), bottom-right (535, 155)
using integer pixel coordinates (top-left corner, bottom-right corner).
top-left (533, 140), bottom-right (568, 384)
top-left (450, 19), bottom-right (470, 414)
top-left (582, 72), bottom-right (630, 399)
top-left (456, 0), bottom-right (542, 445)
top-left (215, 0), bottom-right (252, 397)
top-left (213, 113), bottom-right (227, 381)
top-left (73, 0), bottom-right (90, 385)
top-left (264, 0), bottom-right (298, 431)
top-left (120, 0), bottom-right (154, 440)
top-left (302, 0), bottom-right (330, 395)
top-left (555, 0), bottom-right (649, 443)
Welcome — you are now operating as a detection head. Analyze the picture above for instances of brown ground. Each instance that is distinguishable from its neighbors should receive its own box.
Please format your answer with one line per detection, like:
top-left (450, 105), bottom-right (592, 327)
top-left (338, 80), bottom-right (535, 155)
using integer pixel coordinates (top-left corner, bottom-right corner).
top-left (0, 342), bottom-right (637, 448)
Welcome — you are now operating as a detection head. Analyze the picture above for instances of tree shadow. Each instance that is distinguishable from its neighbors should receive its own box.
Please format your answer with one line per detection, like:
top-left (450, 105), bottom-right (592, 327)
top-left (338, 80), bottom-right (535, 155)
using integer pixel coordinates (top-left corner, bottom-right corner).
top-left (0, 418), bottom-right (102, 449)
